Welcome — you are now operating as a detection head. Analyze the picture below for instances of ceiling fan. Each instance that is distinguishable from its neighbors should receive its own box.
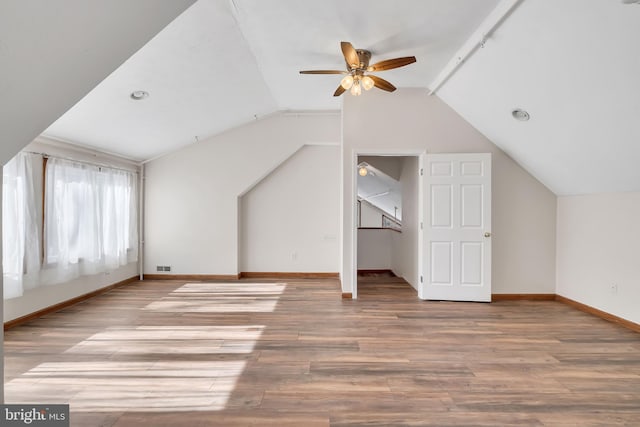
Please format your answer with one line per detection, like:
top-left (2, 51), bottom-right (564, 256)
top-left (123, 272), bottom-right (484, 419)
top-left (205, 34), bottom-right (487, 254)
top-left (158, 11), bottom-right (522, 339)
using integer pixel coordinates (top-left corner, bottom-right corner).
top-left (300, 41), bottom-right (416, 97)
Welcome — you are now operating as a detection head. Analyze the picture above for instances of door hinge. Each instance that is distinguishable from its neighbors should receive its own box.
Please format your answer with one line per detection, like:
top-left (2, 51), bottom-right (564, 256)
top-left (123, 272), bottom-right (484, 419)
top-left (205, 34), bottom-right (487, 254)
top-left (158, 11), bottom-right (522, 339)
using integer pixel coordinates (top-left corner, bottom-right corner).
top-left (420, 275), bottom-right (423, 283)
top-left (420, 222), bottom-right (423, 230)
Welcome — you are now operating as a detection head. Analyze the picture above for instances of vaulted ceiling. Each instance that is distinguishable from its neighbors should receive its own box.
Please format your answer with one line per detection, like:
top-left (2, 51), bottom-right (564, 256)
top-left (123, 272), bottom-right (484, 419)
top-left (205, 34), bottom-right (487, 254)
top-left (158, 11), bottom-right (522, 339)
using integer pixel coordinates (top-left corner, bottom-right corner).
top-left (437, 0), bottom-right (640, 195)
top-left (41, 0), bottom-right (499, 161)
top-left (5, 0), bottom-right (640, 196)
top-left (0, 0), bottom-right (195, 162)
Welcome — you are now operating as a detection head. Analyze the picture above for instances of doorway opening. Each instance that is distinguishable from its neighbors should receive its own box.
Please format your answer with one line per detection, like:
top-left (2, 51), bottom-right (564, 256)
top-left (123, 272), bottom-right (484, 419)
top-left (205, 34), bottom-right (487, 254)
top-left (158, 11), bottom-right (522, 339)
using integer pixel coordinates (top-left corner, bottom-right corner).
top-left (348, 151), bottom-right (492, 302)
top-left (353, 153), bottom-right (424, 299)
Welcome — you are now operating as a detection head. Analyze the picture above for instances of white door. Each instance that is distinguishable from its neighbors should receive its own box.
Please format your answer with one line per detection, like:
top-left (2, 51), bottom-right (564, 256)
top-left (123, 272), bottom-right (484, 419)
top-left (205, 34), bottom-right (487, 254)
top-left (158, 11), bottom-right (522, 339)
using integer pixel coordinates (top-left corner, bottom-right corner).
top-left (420, 153), bottom-right (491, 302)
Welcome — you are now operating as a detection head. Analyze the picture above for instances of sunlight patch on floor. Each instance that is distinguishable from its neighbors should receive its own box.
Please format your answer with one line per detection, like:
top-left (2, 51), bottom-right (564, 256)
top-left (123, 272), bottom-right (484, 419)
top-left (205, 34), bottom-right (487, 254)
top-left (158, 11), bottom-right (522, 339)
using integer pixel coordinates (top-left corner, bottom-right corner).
top-left (5, 361), bottom-right (246, 411)
top-left (5, 283), bottom-right (289, 412)
top-left (64, 325), bottom-right (265, 355)
top-left (143, 282), bottom-right (286, 313)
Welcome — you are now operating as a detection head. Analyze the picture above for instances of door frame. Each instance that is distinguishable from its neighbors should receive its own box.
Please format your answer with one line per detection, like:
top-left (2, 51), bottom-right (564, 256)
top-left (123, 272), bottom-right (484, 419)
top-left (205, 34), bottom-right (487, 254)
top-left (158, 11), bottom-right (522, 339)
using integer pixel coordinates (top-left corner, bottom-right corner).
top-left (349, 148), bottom-right (426, 299)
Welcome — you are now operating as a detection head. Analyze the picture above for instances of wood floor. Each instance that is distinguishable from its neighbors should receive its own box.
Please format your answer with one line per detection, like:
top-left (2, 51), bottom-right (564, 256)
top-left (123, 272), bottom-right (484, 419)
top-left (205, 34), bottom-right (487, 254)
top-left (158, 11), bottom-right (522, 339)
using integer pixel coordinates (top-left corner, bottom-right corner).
top-left (4, 276), bottom-right (640, 426)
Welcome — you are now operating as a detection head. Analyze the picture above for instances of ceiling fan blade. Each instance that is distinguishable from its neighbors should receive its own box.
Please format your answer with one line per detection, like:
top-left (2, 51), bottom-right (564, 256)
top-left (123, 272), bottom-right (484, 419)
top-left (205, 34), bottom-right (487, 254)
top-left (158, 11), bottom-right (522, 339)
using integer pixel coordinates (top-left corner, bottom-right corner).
top-left (341, 41), bottom-right (360, 70)
top-left (368, 56), bottom-right (416, 72)
top-left (299, 70), bottom-right (348, 74)
top-left (333, 85), bottom-right (346, 97)
top-left (369, 75), bottom-right (396, 92)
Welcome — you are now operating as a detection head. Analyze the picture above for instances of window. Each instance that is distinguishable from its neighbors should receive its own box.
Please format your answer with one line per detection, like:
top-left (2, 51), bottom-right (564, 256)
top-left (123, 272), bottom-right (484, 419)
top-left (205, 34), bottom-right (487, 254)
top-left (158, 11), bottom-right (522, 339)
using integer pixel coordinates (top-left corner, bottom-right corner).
top-left (3, 153), bottom-right (139, 299)
top-left (44, 158), bottom-right (138, 282)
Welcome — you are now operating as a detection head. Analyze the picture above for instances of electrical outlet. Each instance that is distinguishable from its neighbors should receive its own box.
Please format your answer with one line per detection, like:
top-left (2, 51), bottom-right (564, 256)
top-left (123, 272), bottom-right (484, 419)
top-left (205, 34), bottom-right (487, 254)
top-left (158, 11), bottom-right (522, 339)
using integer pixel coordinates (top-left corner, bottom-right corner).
top-left (611, 284), bottom-right (618, 294)
top-left (291, 252), bottom-right (298, 261)
top-left (156, 265), bottom-right (163, 272)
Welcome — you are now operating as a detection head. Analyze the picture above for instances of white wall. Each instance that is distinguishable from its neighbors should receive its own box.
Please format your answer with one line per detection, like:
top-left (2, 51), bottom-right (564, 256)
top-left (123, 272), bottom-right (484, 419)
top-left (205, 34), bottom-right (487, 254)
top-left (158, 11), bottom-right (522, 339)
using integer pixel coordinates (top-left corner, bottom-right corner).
top-left (342, 89), bottom-right (557, 296)
top-left (240, 145), bottom-right (339, 272)
top-left (357, 229), bottom-right (394, 271)
top-left (359, 201), bottom-right (385, 227)
top-left (557, 192), bottom-right (640, 324)
top-left (391, 157), bottom-right (420, 290)
top-left (144, 113), bottom-right (341, 276)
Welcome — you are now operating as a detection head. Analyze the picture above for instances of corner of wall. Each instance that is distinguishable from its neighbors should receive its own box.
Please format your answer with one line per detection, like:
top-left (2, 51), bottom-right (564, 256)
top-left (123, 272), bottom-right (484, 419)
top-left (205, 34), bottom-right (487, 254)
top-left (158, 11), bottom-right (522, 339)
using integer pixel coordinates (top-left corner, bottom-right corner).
top-left (145, 113), bottom-right (341, 277)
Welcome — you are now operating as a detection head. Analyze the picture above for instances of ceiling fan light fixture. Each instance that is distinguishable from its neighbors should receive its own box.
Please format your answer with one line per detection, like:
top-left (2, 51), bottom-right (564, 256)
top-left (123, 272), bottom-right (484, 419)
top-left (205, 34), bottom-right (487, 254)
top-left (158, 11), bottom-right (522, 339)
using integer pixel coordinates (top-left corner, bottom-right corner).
top-left (340, 75), bottom-right (354, 90)
top-left (299, 42), bottom-right (416, 97)
top-left (362, 76), bottom-right (374, 91)
top-left (350, 80), bottom-right (362, 96)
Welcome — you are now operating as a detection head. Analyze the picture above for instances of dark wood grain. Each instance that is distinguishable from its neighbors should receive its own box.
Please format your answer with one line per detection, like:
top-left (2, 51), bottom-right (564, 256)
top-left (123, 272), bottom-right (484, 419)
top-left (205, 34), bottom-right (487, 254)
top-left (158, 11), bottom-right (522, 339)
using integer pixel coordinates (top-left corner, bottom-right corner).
top-left (492, 293), bottom-right (556, 301)
top-left (142, 274), bottom-right (240, 281)
top-left (4, 276), bottom-right (640, 426)
top-left (240, 272), bottom-right (339, 279)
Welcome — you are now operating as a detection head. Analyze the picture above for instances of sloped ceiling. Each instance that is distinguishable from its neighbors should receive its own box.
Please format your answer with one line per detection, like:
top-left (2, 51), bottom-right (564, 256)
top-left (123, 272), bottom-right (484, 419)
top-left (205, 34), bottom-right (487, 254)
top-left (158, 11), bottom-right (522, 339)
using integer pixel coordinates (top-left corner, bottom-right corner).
top-left (44, 0), bottom-right (279, 162)
top-left (437, 0), bottom-right (640, 195)
top-left (42, 0), bottom-right (499, 161)
top-left (358, 160), bottom-right (403, 221)
top-left (12, 0), bottom-right (639, 196)
top-left (0, 0), bottom-right (195, 163)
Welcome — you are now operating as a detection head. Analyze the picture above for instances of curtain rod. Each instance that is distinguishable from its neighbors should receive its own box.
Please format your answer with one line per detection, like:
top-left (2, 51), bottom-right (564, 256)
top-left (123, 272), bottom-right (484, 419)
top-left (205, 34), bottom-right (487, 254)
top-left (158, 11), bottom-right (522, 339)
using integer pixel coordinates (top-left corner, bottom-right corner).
top-left (23, 150), bottom-right (139, 174)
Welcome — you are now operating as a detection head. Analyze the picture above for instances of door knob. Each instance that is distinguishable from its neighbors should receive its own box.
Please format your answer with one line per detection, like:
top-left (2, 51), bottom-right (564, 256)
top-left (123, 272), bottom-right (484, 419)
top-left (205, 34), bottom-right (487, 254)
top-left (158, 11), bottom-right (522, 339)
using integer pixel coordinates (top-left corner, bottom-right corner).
top-left (484, 232), bottom-right (491, 238)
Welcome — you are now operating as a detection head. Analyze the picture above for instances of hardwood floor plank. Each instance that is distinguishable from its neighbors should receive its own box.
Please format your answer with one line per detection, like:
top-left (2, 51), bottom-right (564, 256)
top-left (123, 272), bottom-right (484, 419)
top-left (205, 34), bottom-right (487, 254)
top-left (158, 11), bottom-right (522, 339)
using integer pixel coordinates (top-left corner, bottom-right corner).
top-left (3, 276), bottom-right (640, 426)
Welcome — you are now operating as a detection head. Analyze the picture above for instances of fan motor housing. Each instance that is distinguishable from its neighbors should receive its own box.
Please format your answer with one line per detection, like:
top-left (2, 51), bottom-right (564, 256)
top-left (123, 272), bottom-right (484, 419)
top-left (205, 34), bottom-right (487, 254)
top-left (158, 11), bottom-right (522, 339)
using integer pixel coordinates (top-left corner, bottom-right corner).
top-left (355, 49), bottom-right (372, 69)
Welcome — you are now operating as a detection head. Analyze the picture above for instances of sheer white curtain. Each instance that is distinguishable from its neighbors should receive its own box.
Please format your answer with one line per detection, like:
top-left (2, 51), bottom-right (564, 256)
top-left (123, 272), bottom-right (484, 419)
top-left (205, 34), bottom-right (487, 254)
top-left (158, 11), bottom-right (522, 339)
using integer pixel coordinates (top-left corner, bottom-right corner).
top-left (99, 168), bottom-right (138, 269)
top-left (2, 152), bottom-right (42, 299)
top-left (43, 158), bottom-right (138, 284)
